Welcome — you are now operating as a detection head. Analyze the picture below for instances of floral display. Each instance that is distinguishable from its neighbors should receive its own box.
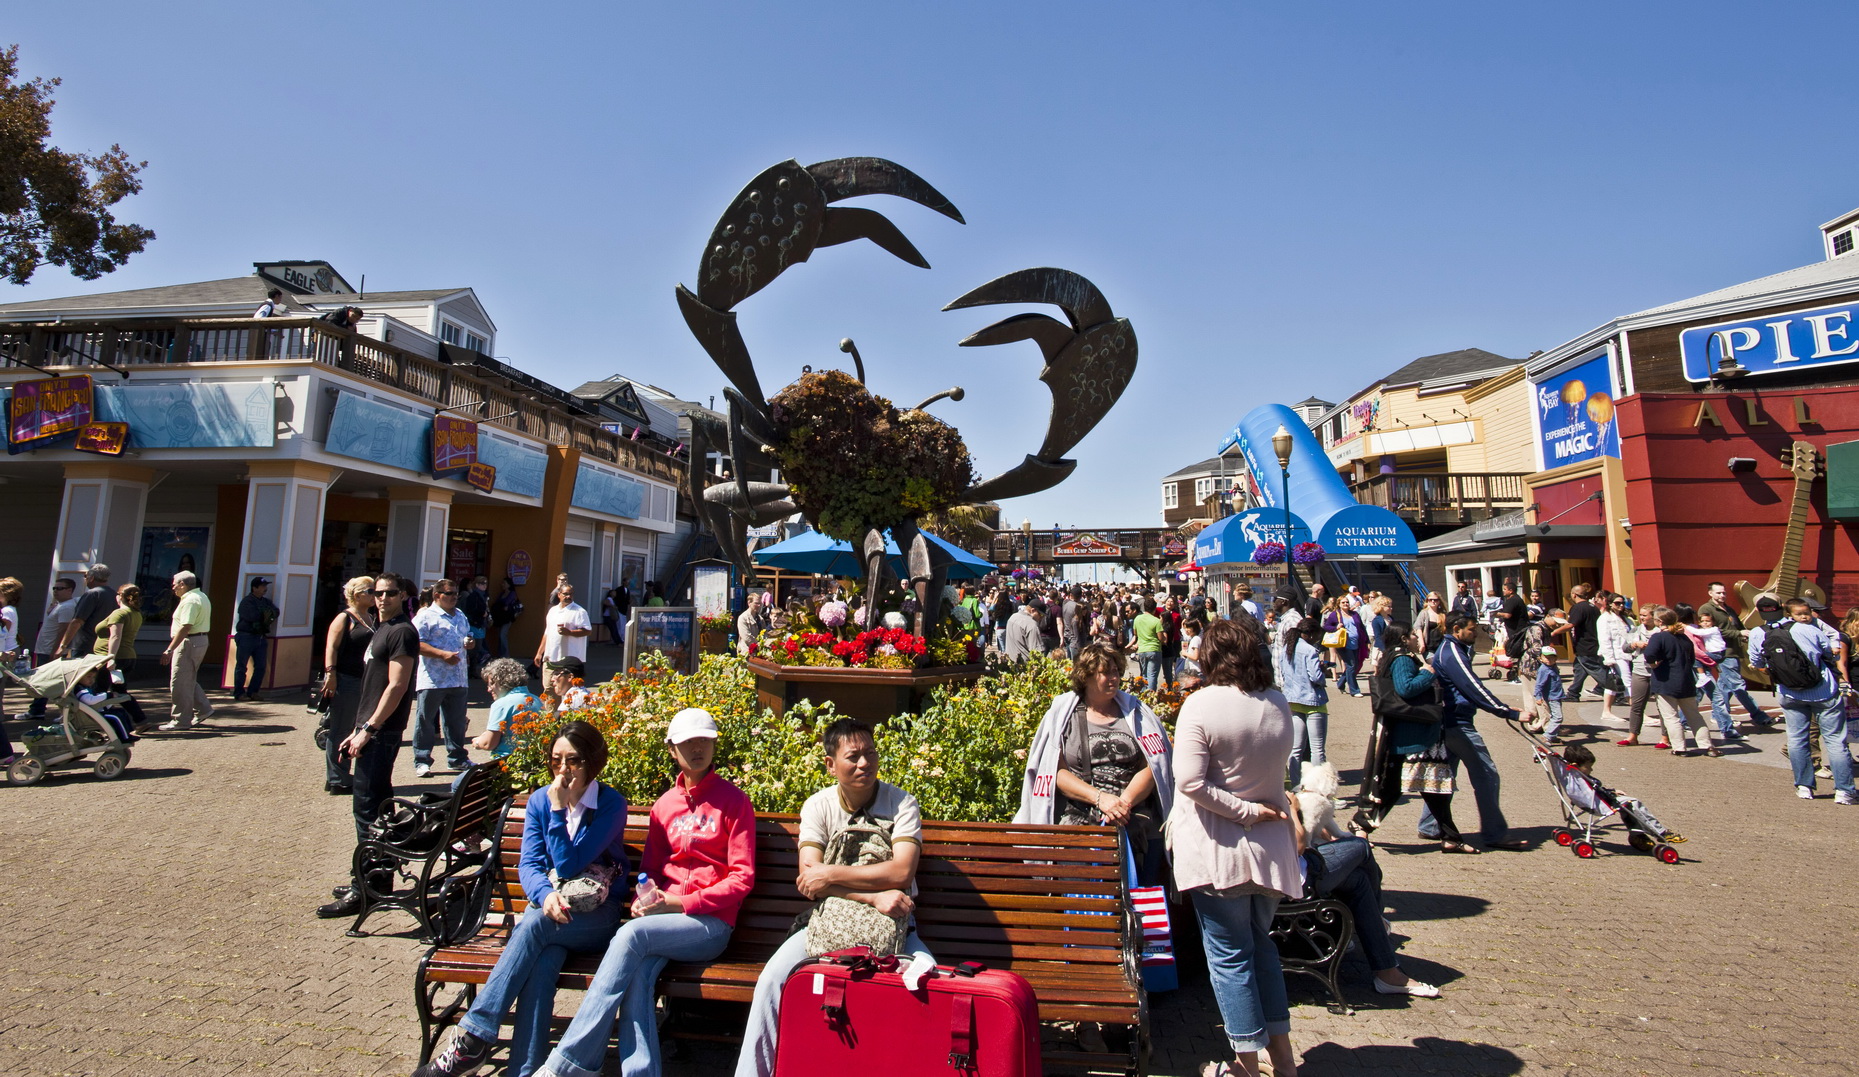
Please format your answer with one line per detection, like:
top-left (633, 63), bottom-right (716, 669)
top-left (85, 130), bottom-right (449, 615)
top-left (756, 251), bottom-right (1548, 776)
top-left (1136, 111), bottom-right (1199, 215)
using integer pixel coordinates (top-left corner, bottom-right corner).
top-left (1252, 540), bottom-right (1286, 565)
top-left (1291, 540), bottom-right (1327, 565)
top-left (697, 613), bottom-right (733, 633)
top-left (818, 600), bottom-right (848, 628)
top-left (767, 370), bottom-right (976, 543)
top-left (491, 652), bottom-right (1082, 822)
top-left (751, 626), bottom-right (934, 670)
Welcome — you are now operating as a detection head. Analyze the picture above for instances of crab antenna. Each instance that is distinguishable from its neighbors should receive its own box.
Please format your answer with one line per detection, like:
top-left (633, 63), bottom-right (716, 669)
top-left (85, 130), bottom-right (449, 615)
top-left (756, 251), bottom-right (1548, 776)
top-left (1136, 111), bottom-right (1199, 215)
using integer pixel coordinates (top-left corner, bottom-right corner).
top-left (909, 387), bottom-right (964, 412)
top-left (838, 338), bottom-right (866, 384)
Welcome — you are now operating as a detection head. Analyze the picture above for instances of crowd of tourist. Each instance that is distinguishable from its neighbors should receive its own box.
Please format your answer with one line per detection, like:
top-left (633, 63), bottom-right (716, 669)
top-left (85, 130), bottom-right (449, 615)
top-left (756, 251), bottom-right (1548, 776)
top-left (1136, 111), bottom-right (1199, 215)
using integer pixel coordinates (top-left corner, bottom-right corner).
top-left (6, 556), bottom-right (1856, 1077)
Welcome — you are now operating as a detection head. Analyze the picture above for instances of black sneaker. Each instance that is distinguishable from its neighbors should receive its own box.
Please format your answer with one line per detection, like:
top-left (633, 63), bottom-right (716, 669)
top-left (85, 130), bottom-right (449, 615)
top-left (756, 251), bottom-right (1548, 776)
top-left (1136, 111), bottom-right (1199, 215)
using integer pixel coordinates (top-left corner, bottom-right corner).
top-left (414, 1029), bottom-right (492, 1076)
top-left (317, 887), bottom-right (361, 919)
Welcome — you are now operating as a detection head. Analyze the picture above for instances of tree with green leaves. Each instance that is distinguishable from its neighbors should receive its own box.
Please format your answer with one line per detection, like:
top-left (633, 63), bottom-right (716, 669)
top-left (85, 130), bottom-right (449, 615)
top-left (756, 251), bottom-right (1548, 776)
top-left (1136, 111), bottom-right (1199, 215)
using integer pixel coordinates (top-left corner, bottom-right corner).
top-left (0, 44), bottom-right (153, 285)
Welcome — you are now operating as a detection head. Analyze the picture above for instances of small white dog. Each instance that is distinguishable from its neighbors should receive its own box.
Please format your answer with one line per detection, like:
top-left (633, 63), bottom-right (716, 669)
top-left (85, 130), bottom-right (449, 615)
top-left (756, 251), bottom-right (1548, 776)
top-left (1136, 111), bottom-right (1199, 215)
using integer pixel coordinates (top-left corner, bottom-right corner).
top-left (1294, 762), bottom-right (1351, 846)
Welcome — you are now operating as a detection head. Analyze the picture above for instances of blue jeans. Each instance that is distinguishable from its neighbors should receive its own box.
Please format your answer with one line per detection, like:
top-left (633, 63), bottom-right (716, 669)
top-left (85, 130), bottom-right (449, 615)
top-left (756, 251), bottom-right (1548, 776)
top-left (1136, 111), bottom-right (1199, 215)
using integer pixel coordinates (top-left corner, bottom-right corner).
top-left (734, 926), bottom-right (933, 1077)
top-left (1537, 698), bottom-right (1564, 739)
top-left (1417, 711), bottom-right (1510, 843)
top-left (1782, 695), bottom-right (1857, 797)
top-left (545, 913), bottom-right (732, 1077)
top-left (1288, 705), bottom-right (1328, 786)
top-left (1313, 838), bottom-right (1398, 973)
top-left (1137, 651), bottom-right (1164, 691)
top-left (459, 900), bottom-right (627, 1077)
top-left (413, 686), bottom-right (470, 770)
top-left (231, 632), bottom-right (267, 695)
top-left (1712, 655), bottom-right (1771, 729)
top-left (1190, 888), bottom-right (1289, 1054)
top-left (1338, 648), bottom-right (1361, 695)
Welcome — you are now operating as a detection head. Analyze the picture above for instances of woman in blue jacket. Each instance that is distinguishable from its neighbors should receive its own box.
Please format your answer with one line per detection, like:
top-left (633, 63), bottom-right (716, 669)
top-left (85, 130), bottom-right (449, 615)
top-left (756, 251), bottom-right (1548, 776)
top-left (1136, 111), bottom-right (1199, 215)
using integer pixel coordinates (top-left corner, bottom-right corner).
top-left (1276, 619), bottom-right (1330, 786)
top-left (416, 721), bottom-right (630, 1077)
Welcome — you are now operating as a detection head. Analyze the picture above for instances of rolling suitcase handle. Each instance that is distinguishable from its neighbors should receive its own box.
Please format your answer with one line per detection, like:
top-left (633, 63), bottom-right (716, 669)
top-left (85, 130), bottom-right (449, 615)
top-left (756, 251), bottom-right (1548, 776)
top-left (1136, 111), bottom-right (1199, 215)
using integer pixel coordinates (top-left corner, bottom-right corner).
top-left (948, 992), bottom-right (974, 1069)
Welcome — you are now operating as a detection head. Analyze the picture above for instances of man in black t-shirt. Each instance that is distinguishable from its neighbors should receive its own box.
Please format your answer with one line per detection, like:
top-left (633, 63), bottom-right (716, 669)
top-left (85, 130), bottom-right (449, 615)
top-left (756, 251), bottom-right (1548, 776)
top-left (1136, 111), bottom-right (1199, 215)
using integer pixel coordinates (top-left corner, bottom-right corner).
top-left (320, 571), bottom-right (421, 919)
top-left (1563, 584), bottom-right (1605, 700)
top-left (1499, 581), bottom-right (1529, 681)
top-left (60, 564), bottom-right (115, 658)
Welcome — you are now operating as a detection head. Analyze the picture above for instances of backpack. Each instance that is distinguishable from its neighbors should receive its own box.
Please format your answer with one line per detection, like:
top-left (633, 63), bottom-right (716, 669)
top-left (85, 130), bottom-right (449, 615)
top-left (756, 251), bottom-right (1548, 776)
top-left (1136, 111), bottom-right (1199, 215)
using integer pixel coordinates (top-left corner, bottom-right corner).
top-left (1761, 620), bottom-right (1823, 691)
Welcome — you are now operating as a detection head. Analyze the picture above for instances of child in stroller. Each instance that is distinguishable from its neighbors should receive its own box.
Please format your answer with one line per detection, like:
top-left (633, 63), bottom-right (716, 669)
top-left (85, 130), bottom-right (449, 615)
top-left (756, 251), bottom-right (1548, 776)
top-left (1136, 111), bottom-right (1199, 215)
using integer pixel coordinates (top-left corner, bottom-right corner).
top-left (1543, 741), bottom-right (1685, 864)
top-left (3, 653), bottom-right (141, 784)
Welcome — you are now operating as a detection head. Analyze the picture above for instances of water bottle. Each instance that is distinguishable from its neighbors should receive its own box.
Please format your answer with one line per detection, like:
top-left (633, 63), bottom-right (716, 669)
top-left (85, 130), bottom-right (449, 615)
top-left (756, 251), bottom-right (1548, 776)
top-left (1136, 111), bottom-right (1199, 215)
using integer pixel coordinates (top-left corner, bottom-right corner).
top-left (634, 872), bottom-right (662, 907)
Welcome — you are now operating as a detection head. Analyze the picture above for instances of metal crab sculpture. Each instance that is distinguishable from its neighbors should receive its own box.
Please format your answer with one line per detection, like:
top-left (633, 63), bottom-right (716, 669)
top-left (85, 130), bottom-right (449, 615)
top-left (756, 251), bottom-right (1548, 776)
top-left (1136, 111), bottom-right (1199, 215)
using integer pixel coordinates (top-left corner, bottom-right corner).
top-left (679, 156), bottom-right (1137, 639)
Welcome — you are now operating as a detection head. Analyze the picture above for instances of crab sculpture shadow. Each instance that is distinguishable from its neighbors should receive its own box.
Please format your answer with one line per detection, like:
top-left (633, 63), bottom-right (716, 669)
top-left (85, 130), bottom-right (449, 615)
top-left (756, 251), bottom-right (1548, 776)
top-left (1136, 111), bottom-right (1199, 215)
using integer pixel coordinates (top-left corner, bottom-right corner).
top-left (678, 156), bottom-right (1138, 640)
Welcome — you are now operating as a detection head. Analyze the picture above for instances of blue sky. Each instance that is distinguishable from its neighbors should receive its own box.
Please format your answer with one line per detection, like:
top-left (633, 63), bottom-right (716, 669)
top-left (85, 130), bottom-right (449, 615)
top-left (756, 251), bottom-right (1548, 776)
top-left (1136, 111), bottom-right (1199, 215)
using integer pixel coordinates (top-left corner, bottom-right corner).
top-left (8, 3), bottom-right (1859, 526)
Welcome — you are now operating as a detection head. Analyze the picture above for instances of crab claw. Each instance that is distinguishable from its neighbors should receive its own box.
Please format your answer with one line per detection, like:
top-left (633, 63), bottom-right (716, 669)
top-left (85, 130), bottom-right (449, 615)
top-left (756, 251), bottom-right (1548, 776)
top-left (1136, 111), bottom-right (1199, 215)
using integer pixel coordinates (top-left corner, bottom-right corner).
top-left (945, 268), bottom-right (1138, 500)
top-left (807, 158), bottom-right (965, 224)
top-left (694, 158), bottom-right (965, 313)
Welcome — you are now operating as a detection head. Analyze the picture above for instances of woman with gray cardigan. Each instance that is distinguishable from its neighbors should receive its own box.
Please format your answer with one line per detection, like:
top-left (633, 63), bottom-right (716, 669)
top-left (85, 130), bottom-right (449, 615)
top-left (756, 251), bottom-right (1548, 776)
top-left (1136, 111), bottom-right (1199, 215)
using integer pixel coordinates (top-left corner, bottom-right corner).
top-left (1169, 617), bottom-right (1302, 1077)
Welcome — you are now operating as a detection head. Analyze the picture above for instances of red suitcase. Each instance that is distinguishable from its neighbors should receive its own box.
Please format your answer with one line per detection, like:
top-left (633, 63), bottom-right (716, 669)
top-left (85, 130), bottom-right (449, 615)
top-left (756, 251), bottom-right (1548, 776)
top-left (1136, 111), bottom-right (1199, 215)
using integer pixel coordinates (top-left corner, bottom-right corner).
top-left (772, 949), bottom-right (1041, 1077)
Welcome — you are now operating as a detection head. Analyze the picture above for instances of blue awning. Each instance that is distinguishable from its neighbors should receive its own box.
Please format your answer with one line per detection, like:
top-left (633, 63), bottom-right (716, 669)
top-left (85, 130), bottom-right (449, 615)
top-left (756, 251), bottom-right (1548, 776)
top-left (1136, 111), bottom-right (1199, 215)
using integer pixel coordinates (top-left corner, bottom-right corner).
top-left (1194, 508), bottom-right (1312, 567)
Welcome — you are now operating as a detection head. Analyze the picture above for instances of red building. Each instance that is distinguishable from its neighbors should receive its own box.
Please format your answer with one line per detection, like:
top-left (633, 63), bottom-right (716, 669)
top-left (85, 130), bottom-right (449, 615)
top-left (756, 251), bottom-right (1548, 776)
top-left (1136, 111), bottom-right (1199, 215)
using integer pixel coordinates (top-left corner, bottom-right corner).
top-left (1520, 206), bottom-right (1859, 613)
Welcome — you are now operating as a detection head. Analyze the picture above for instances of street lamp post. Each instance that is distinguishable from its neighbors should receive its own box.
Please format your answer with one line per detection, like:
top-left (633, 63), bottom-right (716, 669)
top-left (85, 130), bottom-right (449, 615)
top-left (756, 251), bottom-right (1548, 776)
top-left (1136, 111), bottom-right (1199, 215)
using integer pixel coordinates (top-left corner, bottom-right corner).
top-left (1271, 424), bottom-right (1303, 606)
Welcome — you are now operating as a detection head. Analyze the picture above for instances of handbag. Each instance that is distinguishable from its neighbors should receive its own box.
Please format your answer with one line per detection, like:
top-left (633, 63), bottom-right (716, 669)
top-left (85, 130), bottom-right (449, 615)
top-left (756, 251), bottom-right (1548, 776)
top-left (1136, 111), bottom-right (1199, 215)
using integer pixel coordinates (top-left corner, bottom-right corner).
top-left (1320, 627), bottom-right (1348, 649)
top-left (1369, 658), bottom-right (1444, 725)
top-left (1600, 663), bottom-right (1627, 696)
top-left (549, 857), bottom-right (617, 913)
top-left (803, 816), bottom-right (907, 956)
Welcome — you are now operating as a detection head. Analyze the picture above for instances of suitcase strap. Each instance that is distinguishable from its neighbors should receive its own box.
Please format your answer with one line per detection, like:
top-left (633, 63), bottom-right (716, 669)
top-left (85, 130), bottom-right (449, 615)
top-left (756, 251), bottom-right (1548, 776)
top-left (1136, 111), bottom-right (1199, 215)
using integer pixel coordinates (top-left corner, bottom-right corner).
top-left (948, 991), bottom-right (974, 1069)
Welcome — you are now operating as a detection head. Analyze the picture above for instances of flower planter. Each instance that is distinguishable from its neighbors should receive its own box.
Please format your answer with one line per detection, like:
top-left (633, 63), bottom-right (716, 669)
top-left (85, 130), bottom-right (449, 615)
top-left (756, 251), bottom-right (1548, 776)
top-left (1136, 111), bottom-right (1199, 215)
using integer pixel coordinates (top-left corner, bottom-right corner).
top-left (745, 656), bottom-right (986, 723)
top-left (699, 629), bottom-right (731, 655)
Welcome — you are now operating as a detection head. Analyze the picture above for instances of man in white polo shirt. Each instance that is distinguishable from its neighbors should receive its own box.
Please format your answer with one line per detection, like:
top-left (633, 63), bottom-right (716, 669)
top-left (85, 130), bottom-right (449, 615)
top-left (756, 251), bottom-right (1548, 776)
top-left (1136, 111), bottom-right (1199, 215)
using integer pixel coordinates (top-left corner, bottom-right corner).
top-left (535, 583), bottom-right (591, 668)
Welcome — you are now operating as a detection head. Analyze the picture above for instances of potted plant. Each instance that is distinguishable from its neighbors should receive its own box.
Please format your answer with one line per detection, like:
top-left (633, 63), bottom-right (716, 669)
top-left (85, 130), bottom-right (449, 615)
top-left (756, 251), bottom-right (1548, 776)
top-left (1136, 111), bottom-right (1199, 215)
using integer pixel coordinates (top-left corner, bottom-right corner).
top-left (697, 614), bottom-right (733, 654)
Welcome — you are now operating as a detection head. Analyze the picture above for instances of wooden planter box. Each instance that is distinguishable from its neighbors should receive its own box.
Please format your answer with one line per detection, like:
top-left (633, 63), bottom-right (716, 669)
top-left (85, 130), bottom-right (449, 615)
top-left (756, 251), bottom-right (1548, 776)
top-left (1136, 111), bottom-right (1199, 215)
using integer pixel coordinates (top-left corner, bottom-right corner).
top-left (745, 656), bottom-right (986, 723)
top-left (698, 629), bottom-right (731, 655)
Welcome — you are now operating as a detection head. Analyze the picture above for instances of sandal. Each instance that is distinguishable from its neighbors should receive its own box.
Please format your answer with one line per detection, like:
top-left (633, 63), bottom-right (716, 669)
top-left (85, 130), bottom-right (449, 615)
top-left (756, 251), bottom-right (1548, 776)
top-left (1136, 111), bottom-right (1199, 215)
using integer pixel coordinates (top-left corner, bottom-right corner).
top-left (1704, 747), bottom-right (1723, 757)
top-left (1615, 738), bottom-right (1639, 746)
top-left (1441, 841), bottom-right (1481, 854)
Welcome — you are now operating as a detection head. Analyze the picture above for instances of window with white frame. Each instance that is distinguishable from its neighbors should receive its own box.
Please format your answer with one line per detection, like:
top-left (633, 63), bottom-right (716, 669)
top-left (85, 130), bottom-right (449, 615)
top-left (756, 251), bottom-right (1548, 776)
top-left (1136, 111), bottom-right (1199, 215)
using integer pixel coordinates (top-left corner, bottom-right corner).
top-left (441, 322), bottom-right (461, 345)
top-left (1194, 477), bottom-right (1216, 503)
top-left (1162, 482), bottom-right (1178, 509)
top-left (1836, 230), bottom-right (1855, 257)
top-left (464, 331), bottom-right (487, 352)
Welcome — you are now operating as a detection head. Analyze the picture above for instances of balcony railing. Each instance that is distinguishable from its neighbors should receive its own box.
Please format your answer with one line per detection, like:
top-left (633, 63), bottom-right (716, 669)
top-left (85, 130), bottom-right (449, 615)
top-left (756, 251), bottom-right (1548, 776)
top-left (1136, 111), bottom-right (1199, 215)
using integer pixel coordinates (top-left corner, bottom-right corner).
top-left (0, 317), bottom-right (701, 489)
top-left (1348, 471), bottom-right (1526, 524)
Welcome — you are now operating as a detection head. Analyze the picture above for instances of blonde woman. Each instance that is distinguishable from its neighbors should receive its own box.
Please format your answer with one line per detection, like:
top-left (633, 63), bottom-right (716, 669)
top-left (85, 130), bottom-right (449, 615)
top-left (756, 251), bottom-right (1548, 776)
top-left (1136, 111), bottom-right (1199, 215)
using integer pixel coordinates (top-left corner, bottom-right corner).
top-left (320, 576), bottom-right (376, 796)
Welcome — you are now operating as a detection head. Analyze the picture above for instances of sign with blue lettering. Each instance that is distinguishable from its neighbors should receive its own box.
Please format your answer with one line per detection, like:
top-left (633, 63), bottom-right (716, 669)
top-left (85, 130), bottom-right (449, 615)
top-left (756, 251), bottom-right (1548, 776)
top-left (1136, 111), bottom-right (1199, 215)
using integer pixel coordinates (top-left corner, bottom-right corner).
top-left (1193, 508), bottom-right (1311, 566)
top-left (1680, 299), bottom-right (1859, 383)
top-left (1533, 347), bottom-right (1618, 470)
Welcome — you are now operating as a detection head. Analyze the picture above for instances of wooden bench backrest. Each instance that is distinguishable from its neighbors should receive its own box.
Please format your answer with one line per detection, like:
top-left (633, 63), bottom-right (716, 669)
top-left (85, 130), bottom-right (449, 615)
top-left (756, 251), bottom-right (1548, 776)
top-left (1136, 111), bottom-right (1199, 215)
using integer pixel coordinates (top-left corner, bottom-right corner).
top-left (490, 801), bottom-right (1127, 971)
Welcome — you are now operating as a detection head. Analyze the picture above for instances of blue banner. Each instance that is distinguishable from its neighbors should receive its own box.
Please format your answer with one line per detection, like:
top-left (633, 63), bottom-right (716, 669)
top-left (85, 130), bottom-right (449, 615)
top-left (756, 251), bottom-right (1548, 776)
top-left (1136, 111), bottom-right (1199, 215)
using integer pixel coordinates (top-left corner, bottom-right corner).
top-left (572, 463), bottom-right (646, 518)
top-left (1680, 299), bottom-right (1859, 382)
top-left (1532, 348), bottom-right (1618, 470)
top-left (94, 380), bottom-right (275, 449)
top-left (475, 433), bottom-right (546, 498)
top-left (325, 393), bottom-right (547, 497)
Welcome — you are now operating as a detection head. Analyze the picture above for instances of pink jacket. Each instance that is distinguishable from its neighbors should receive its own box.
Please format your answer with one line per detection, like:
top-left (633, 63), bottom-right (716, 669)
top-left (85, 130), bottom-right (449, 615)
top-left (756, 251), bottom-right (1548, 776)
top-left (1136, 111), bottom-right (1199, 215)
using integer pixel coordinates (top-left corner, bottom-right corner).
top-left (643, 771), bottom-right (758, 927)
top-left (1166, 685), bottom-right (1303, 899)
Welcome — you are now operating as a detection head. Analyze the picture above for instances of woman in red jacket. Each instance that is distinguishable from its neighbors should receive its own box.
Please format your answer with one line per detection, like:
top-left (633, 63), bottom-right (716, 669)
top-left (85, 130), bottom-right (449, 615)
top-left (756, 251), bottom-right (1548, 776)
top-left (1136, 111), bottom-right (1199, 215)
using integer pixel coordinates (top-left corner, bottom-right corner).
top-left (535, 708), bottom-right (757, 1077)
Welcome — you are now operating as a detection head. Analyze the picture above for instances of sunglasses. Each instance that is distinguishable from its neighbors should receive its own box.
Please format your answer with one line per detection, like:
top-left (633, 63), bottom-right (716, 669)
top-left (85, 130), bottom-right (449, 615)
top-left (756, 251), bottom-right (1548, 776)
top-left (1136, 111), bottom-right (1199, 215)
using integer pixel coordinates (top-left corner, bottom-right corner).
top-left (436, 590), bottom-right (458, 597)
top-left (372, 589), bottom-right (402, 597)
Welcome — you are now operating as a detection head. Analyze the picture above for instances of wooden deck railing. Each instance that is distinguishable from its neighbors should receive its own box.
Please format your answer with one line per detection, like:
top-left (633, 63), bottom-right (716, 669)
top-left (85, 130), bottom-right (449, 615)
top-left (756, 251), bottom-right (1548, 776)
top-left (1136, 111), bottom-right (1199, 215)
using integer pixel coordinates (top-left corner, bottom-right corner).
top-left (0, 317), bottom-right (698, 488)
top-left (1348, 471), bottom-right (1526, 523)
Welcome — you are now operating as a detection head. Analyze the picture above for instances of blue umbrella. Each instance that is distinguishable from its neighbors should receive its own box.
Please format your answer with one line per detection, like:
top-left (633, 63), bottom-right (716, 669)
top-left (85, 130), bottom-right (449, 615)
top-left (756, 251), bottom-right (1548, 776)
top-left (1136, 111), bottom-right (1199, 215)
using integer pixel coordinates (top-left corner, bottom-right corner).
top-left (751, 528), bottom-right (994, 580)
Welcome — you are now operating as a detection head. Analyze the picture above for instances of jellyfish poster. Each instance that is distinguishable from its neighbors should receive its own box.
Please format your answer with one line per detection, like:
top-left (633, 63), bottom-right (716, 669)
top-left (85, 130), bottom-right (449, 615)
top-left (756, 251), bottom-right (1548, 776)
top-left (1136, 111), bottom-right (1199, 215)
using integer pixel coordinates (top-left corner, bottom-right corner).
top-left (1534, 347), bottom-right (1620, 469)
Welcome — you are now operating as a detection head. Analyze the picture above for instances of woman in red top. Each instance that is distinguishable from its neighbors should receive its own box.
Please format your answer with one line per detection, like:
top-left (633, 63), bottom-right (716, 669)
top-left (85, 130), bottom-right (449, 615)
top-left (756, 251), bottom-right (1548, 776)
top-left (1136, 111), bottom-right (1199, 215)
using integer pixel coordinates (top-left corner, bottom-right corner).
top-left (535, 708), bottom-right (757, 1077)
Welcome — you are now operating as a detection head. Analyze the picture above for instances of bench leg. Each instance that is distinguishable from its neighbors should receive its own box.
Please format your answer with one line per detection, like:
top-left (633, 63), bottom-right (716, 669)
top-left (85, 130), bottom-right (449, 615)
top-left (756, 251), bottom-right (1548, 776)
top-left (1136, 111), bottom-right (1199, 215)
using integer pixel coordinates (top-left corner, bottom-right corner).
top-left (415, 959), bottom-right (476, 1065)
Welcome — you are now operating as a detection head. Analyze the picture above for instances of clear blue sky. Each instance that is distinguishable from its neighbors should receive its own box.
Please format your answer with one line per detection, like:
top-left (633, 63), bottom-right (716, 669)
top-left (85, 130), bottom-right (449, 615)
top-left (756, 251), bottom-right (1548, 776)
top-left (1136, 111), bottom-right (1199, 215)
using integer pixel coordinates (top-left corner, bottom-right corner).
top-left (8, 3), bottom-right (1858, 527)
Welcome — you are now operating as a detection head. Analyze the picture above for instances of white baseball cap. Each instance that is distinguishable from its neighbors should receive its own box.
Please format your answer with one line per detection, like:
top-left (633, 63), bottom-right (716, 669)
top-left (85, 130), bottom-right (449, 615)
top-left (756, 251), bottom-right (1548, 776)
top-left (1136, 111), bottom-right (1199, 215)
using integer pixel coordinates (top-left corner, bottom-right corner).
top-left (667, 707), bottom-right (719, 744)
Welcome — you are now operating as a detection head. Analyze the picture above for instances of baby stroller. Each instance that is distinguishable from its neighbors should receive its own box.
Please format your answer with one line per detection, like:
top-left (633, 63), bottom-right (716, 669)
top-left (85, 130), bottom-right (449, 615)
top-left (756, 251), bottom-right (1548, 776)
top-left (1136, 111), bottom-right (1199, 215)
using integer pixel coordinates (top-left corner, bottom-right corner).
top-left (1516, 723), bottom-right (1685, 863)
top-left (3, 654), bottom-right (137, 785)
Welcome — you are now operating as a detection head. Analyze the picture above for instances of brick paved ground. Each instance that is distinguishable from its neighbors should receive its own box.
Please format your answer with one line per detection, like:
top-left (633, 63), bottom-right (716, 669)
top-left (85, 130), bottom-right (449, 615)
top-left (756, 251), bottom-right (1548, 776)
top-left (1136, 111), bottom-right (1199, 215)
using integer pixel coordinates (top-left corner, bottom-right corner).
top-left (1, 657), bottom-right (1855, 1076)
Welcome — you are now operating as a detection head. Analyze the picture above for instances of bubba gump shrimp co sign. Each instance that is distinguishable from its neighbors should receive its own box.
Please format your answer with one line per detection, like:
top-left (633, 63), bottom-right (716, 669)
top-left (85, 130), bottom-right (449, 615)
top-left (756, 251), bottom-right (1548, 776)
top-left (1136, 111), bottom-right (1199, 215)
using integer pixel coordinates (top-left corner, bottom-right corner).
top-left (8, 374), bottom-right (94, 453)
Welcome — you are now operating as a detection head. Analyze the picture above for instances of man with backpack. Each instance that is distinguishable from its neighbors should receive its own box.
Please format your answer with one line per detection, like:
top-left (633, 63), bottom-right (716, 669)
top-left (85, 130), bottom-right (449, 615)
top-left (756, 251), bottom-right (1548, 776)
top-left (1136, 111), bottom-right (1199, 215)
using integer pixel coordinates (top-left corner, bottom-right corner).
top-left (1749, 597), bottom-right (1857, 804)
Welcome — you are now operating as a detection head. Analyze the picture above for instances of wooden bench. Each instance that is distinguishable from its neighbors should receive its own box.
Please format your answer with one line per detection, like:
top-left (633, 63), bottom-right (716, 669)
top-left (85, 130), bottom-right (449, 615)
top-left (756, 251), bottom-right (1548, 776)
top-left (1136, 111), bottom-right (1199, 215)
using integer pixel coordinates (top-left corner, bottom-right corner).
top-left (417, 809), bottom-right (1148, 1074)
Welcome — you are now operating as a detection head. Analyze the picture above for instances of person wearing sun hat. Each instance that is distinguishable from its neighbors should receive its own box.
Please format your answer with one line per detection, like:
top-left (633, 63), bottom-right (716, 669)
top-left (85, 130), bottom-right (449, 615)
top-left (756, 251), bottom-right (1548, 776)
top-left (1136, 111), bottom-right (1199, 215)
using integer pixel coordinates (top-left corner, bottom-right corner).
top-left (530, 707), bottom-right (757, 1077)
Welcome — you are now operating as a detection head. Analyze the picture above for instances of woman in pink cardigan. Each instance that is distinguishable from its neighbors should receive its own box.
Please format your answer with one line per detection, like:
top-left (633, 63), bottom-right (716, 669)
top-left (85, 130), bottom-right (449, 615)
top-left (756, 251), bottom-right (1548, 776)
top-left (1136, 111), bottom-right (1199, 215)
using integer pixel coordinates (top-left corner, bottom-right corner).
top-left (1169, 617), bottom-right (1302, 1077)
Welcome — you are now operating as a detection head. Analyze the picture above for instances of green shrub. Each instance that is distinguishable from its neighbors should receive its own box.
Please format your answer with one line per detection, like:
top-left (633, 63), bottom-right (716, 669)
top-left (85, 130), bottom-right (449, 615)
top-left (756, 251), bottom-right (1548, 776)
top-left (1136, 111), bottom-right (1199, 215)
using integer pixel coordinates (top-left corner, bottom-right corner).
top-left (488, 652), bottom-right (1082, 822)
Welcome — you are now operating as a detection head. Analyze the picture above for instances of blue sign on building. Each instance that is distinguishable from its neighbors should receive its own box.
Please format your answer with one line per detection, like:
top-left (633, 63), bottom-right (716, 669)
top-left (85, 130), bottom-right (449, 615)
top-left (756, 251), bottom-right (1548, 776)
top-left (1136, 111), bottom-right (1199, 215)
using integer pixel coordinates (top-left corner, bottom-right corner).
top-left (1679, 299), bottom-right (1859, 383)
top-left (1533, 347), bottom-right (1619, 470)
